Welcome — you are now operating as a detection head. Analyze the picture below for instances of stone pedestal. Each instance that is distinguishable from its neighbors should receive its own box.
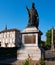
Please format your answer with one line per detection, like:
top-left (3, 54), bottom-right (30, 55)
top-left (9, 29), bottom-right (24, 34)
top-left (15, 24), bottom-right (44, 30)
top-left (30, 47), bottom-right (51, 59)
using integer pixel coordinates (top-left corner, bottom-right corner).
top-left (17, 27), bottom-right (42, 61)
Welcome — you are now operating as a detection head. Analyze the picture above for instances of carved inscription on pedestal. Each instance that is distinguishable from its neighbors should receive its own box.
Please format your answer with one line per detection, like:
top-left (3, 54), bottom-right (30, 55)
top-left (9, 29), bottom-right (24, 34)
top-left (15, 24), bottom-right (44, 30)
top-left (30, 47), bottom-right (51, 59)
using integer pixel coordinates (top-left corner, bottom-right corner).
top-left (24, 35), bottom-right (36, 44)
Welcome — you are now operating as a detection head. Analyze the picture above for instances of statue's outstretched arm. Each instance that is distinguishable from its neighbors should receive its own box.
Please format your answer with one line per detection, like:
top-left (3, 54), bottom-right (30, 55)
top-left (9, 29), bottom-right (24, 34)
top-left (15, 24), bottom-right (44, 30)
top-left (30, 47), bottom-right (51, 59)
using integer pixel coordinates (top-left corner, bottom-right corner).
top-left (26, 6), bottom-right (30, 17)
top-left (26, 6), bottom-right (29, 12)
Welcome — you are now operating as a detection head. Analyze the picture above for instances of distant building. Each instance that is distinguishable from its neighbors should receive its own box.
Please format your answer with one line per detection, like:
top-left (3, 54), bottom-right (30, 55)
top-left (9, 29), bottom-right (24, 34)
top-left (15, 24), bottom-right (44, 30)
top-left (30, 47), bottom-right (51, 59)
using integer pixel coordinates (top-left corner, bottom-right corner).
top-left (0, 28), bottom-right (21, 47)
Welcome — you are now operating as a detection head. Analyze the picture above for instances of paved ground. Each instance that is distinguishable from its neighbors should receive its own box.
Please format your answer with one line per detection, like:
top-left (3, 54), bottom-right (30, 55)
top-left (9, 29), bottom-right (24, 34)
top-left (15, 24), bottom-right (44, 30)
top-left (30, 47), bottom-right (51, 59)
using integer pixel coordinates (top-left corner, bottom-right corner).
top-left (0, 57), bottom-right (17, 65)
top-left (0, 58), bottom-right (37, 65)
top-left (0, 57), bottom-right (55, 65)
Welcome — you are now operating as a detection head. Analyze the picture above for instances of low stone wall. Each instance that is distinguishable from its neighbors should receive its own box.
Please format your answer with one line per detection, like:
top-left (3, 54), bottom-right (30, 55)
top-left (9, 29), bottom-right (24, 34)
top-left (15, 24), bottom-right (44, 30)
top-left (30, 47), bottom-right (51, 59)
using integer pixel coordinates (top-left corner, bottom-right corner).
top-left (44, 50), bottom-right (55, 61)
top-left (44, 50), bottom-right (55, 65)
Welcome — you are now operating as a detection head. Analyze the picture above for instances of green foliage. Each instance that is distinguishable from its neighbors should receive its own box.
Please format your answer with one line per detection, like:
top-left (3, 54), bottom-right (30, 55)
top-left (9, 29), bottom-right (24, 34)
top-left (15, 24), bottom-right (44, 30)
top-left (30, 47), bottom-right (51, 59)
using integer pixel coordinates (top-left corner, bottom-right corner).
top-left (36, 58), bottom-right (45, 65)
top-left (45, 30), bottom-right (51, 49)
top-left (41, 29), bottom-right (53, 50)
top-left (36, 62), bottom-right (40, 65)
top-left (39, 58), bottom-right (45, 65)
top-left (41, 43), bottom-right (45, 48)
top-left (23, 60), bottom-right (29, 65)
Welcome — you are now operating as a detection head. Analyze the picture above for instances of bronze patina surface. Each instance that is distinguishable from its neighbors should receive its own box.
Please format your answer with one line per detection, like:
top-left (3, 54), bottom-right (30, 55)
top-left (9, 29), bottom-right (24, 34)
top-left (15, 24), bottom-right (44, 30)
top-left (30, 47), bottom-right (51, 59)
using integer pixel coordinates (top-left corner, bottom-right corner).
top-left (26, 3), bottom-right (39, 28)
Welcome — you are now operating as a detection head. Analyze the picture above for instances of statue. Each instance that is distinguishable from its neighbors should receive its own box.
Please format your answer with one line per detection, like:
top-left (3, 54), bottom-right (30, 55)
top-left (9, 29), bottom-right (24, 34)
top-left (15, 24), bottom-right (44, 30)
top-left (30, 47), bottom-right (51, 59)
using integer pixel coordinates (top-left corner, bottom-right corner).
top-left (26, 3), bottom-right (39, 28)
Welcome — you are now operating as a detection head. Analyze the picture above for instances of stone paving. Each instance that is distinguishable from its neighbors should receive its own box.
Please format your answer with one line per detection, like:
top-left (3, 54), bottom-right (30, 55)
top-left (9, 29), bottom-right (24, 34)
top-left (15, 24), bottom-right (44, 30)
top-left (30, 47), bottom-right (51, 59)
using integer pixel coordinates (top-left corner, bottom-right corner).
top-left (0, 58), bottom-right (37, 65)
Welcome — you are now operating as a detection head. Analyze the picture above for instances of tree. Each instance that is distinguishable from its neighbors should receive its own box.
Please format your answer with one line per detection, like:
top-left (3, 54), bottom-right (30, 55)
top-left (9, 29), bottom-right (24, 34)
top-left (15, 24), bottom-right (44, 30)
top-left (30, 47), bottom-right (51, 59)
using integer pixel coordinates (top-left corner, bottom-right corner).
top-left (45, 30), bottom-right (51, 49)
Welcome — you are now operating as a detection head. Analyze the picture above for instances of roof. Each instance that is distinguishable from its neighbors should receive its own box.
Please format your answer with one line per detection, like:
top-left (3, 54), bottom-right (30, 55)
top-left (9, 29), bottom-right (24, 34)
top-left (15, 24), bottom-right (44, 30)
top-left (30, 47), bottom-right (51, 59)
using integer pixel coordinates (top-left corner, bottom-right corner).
top-left (0, 28), bottom-right (20, 33)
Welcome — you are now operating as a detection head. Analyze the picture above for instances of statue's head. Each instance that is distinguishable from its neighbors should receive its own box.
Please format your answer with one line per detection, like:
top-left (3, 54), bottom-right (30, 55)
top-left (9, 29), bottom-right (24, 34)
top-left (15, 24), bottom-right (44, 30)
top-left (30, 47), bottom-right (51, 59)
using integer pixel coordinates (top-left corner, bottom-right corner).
top-left (32, 3), bottom-right (35, 9)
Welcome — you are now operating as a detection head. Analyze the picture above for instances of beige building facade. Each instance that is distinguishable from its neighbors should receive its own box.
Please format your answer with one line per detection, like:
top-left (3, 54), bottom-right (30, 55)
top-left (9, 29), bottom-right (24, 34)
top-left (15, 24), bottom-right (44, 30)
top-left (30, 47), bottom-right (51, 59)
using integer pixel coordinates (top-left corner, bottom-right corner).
top-left (0, 29), bottom-right (21, 47)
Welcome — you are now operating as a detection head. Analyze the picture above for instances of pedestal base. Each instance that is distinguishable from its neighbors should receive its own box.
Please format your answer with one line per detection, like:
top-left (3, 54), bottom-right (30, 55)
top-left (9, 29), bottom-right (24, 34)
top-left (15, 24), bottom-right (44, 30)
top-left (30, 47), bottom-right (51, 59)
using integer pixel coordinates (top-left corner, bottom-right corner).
top-left (18, 27), bottom-right (42, 61)
top-left (17, 46), bottom-right (41, 60)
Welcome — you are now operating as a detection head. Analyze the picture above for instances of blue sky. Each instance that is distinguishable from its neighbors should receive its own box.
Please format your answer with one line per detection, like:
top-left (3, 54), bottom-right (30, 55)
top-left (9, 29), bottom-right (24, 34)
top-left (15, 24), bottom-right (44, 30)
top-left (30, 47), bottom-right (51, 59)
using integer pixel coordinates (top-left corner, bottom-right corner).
top-left (0, 0), bottom-right (55, 40)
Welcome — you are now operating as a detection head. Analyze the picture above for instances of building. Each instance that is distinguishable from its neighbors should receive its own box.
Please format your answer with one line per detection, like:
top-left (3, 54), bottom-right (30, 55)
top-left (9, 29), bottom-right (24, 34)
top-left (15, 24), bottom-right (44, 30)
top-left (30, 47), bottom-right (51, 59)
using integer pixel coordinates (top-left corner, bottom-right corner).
top-left (0, 28), bottom-right (21, 47)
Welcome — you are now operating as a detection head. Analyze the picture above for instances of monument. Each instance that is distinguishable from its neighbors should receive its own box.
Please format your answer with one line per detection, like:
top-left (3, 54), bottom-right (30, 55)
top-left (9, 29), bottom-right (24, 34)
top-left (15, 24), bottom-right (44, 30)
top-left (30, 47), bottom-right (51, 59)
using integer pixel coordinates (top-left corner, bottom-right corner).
top-left (51, 27), bottom-right (54, 51)
top-left (17, 3), bottom-right (43, 61)
top-left (26, 3), bottom-right (39, 28)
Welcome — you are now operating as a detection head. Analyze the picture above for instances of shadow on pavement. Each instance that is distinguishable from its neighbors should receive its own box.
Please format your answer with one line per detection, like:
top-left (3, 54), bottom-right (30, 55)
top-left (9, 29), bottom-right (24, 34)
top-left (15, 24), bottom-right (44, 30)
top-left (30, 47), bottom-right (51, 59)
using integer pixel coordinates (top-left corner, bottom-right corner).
top-left (0, 47), bottom-right (18, 65)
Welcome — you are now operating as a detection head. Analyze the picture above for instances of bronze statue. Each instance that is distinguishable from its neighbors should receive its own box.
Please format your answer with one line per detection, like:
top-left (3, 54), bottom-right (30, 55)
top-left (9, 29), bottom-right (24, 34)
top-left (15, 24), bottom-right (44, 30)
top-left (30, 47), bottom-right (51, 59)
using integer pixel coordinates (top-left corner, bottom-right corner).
top-left (26, 3), bottom-right (39, 28)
